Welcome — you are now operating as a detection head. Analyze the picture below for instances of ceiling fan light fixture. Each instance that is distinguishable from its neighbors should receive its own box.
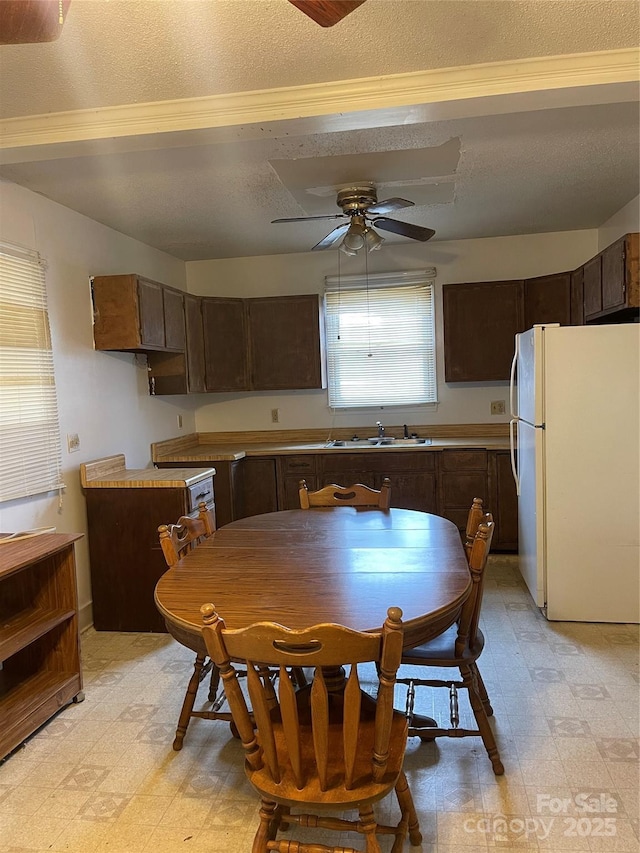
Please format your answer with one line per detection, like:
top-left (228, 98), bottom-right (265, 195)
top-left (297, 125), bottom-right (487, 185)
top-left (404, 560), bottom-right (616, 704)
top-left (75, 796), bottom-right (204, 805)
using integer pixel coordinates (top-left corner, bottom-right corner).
top-left (342, 228), bottom-right (366, 252)
top-left (339, 240), bottom-right (358, 256)
top-left (364, 227), bottom-right (384, 252)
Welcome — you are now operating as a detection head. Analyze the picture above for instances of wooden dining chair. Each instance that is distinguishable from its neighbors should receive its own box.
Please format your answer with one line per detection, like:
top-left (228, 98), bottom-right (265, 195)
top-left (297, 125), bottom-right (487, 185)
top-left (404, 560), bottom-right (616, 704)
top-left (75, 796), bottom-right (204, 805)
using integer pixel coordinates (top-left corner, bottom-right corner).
top-left (464, 496), bottom-right (485, 561)
top-left (299, 477), bottom-right (392, 509)
top-left (158, 501), bottom-right (225, 750)
top-left (201, 603), bottom-right (422, 853)
top-left (397, 516), bottom-right (504, 775)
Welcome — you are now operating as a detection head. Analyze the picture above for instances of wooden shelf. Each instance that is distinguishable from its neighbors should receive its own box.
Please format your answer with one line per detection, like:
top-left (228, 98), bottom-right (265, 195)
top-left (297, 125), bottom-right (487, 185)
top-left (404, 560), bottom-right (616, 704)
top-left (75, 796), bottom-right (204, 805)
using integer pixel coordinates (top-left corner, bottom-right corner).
top-left (0, 533), bottom-right (82, 760)
top-left (0, 669), bottom-right (82, 757)
top-left (0, 606), bottom-right (76, 661)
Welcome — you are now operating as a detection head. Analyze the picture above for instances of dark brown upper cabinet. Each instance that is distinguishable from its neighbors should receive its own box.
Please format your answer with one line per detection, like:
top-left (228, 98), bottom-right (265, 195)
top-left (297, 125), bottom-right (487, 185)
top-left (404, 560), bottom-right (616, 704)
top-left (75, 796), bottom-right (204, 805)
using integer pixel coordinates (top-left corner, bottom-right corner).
top-left (442, 251), bottom-right (629, 383)
top-left (183, 293), bottom-right (206, 393)
top-left (443, 280), bottom-right (524, 382)
top-left (92, 273), bottom-right (185, 353)
top-left (202, 297), bottom-right (250, 392)
top-left (583, 233), bottom-right (639, 323)
top-left (524, 272), bottom-right (572, 329)
top-left (570, 266), bottom-right (585, 326)
top-left (248, 295), bottom-right (326, 391)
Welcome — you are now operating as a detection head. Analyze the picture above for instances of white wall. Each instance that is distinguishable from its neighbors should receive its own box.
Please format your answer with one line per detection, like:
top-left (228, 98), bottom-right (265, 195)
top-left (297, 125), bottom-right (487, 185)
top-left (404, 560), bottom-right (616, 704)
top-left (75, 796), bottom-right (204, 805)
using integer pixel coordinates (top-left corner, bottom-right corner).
top-left (598, 195), bottom-right (640, 250)
top-left (0, 181), bottom-right (196, 628)
top-left (186, 229), bottom-right (598, 433)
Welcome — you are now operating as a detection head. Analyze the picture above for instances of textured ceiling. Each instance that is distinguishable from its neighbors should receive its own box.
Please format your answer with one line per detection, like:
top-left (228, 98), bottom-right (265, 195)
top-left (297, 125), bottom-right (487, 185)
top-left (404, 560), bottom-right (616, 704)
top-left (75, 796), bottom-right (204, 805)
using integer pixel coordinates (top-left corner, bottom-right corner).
top-left (0, 0), bottom-right (638, 259)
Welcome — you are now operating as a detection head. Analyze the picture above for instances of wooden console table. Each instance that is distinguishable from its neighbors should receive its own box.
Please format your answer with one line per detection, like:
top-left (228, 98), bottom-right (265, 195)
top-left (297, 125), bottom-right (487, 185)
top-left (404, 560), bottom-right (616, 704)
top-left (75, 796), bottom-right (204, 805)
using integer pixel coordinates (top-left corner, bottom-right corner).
top-left (0, 532), bottom-right (83, 760)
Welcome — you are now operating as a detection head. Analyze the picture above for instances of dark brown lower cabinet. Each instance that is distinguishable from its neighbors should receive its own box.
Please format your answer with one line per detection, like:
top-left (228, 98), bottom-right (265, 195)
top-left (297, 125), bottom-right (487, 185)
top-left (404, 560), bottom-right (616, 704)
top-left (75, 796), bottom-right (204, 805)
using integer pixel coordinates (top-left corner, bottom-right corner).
top-left (438, 450), bottom-right (490, 533)
top-left (319, 452), bottom-right (438, 514)
top-left (241, 458), bottom-right (279, 518)
top-left (489, 451), bottom-right (519, 550)
top-left (85, 487), bottom-right (207, 632)
top-left (159, 448), bottom-right (518, 550)
top-left (278, 455), bottom-right (319, 510)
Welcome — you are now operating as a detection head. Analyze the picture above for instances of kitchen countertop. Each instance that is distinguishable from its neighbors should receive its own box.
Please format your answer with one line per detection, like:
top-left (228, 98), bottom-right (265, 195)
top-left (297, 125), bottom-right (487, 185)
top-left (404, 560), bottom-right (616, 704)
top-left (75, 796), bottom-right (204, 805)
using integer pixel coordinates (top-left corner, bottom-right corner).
top-left (80, 454), bottom-right (216, 488)
top-left (152, 436), bottom-right (511, 464)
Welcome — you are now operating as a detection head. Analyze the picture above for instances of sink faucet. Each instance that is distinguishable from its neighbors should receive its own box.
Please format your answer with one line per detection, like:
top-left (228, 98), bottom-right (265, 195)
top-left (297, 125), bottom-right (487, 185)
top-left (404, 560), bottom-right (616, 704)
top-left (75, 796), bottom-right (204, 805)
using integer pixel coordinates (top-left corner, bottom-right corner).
top-left (376, 420), bottom-right (385, 439)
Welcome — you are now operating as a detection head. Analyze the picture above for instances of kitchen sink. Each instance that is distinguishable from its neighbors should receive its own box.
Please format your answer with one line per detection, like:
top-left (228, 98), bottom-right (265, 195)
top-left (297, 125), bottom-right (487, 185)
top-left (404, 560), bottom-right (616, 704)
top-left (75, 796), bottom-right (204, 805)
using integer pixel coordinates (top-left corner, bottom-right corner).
top-left (324, 438), bottom-right (432, 448)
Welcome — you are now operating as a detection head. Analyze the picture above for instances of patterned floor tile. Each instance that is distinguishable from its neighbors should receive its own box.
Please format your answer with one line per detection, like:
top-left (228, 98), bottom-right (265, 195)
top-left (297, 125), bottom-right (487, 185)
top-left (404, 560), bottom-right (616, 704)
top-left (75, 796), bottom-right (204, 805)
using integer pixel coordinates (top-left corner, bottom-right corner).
top-left (0, 560), bottom-right (636, 852)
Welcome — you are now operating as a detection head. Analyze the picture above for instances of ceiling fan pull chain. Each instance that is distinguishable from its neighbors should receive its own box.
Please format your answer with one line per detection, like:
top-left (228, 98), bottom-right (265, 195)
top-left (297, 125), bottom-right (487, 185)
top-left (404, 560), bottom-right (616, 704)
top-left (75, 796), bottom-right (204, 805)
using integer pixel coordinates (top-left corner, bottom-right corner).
top-left (365, 246), bottom-right (372, 357)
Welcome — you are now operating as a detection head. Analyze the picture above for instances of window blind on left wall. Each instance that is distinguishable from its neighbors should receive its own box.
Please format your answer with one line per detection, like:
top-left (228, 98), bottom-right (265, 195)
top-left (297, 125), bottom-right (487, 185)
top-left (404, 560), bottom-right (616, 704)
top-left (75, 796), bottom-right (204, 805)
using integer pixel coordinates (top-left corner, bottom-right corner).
top-left (0, 243), bottom-right (64, 502)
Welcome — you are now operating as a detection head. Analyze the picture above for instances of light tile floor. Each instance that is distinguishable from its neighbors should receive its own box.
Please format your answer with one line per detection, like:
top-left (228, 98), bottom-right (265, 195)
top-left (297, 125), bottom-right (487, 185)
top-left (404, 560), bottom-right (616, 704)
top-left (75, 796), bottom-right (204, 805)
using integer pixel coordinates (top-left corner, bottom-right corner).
top-left (0, 556), bottom-right (638, 852)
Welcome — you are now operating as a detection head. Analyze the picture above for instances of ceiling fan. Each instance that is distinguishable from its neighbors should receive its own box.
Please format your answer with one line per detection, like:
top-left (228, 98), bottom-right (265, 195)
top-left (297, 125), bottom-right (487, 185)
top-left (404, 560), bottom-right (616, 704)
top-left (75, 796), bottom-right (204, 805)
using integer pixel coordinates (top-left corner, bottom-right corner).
top-left (287, 1), bottom-right (367, 27)
top-left (272, 184), bottom-right (436, 253)
top-left (0, 0), bottom-right (363, 45)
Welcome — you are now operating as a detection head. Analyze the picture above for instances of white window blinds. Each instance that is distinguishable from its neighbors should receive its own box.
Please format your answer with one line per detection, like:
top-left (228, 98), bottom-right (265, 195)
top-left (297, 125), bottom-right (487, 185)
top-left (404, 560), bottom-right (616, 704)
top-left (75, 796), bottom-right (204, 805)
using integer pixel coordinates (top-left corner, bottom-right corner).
top-left (0, 243), bottom-right (64, 502)
top-left (324, 269), bottom-right (437, 409)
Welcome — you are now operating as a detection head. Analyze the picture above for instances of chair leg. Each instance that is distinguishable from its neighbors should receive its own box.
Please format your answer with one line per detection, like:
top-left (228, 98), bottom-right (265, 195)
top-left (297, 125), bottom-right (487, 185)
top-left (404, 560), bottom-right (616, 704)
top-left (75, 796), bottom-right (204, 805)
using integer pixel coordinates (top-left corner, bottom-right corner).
top-left (253, 799), bottom-right (278, 853)
top-left (359, 806), bottom-right (383, 853)
top-left (471, 662), bottom-right (493, 715)
top-left (207, 660), bottom-right (220, 702)
top-left (394, 770), bottom-right (422, 848)
top-left (173, 653), bottom-right (206, 751)
top-left (461, 665), bottom-right (504, 775)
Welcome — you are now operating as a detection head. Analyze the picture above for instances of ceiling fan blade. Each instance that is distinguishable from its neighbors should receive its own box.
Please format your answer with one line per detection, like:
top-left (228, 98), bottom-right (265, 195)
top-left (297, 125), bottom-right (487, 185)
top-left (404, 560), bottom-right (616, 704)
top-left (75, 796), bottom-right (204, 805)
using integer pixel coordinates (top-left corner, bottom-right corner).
top-left (272, 214), bottom-right (347, 224)
top-left (287, 0), bottom-right (366, 27)
top-left (366, 197), bottom-right (415, 216)
top-left (373, 217), bottom-right (436, 242)
top-left (0, 0), bottom-right (71, 44)
top-left (312, 223), bottom-right (350, 250)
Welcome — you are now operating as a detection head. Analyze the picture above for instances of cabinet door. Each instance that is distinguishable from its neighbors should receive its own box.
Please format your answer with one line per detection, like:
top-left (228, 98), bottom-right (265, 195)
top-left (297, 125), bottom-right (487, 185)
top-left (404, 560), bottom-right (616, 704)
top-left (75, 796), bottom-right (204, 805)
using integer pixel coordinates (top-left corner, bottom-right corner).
top-left (443, 281), bottom-right (524, 381)
top-left (570, 267), bottom-right (584, 325)
top-left (524, 272), bottom-right (571, 329)
top-left (248, 295), bottom-right (325, 390)
top-left (282, 474), bottom-right (318, 509)
top-left (489, 451), bottom-right (518, 550)
top-left (583, 256), bottom-right (602, 318)
top-left (138, 278), bottom-right (166, 347)
top-left (601, 237), bottom-right (627, 312)
top-left (202, 297), bottom-right (249, 391)
top-left (438, 450), bottom-right (489, 532)
top-left (163, 288), bottom-right (186, 350)
top-left (185, 294), bottom-right (206, 393)
top-left (320, 468), bottom-right (377, 489)
top-left (85, 488), bottom-right (188, 632)
top-left (241, 458), bottom-right (279, 517)
top-left (378, 472), bottom-right (438, 513)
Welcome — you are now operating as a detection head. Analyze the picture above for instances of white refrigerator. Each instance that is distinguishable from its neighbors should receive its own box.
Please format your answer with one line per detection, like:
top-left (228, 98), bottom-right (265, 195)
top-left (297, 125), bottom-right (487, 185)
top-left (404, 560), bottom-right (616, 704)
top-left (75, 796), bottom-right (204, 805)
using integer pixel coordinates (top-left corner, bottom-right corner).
top-left (510, 323), bottom-right (639, 622)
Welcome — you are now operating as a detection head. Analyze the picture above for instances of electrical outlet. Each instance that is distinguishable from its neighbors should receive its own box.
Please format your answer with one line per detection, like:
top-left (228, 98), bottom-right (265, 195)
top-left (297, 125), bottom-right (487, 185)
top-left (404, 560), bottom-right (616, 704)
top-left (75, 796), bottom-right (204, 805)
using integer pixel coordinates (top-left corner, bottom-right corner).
top-left (491, 400), bottom-right (506, 416)
top-left (67, 433), bottom-right (80, 453)
top-left (271, 408), bottom-right (279, 423)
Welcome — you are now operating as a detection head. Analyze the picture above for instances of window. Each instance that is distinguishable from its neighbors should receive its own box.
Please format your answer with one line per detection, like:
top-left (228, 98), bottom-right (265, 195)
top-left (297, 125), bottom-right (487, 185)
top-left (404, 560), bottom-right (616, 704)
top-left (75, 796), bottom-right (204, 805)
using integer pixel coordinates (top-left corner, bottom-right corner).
top-left (324, 269), bottom-right (437, 409)
top-left (0, 243), bottom-right (64, 502)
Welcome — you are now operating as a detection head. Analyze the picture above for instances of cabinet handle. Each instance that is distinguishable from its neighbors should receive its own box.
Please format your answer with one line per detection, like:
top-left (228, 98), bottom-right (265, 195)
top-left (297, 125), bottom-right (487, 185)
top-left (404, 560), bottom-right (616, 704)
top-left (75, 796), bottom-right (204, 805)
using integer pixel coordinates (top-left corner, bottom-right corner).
top-left (195, 491), bottom-right (209, 501)
top-left (149, 376), bottom-right (156, 395)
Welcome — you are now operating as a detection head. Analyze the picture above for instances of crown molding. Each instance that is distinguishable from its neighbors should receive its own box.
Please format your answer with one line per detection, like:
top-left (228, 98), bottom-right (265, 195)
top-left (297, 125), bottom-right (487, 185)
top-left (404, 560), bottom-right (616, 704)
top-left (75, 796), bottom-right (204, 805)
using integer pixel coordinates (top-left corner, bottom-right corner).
top-left (1, 48), bottom-right (638, 152)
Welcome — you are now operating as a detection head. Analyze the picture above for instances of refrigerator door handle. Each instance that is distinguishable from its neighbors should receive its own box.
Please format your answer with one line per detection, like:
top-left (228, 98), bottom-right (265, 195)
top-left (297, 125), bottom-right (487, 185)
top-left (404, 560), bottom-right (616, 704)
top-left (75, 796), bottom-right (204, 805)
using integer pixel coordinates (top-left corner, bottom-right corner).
top-left (509, 417), bottom-right (520, 496)
top-left (509, 336), bottom-right (519, 419)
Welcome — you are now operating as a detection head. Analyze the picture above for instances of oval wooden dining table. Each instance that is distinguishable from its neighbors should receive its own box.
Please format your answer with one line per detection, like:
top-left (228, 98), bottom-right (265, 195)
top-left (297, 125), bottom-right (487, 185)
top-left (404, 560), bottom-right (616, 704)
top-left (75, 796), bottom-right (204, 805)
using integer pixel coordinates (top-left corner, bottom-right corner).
top-left (154, 507), bottom-right (472, 652)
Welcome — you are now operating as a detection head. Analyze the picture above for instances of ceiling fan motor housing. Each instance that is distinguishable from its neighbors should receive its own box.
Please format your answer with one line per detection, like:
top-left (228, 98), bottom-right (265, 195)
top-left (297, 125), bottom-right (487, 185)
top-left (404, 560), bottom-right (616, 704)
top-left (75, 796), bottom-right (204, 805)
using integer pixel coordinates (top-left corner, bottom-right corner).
top-left (336, 185), bottom-right (378, 214)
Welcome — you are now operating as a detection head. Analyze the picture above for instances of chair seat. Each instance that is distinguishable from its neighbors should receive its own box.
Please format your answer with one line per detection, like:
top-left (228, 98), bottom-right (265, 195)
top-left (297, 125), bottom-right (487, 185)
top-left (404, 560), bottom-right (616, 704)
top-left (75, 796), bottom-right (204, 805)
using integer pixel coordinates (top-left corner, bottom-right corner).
top-left (401, 626), bottom-right (485, 665)
top-left (248, 693), bottom-right (409, 809)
